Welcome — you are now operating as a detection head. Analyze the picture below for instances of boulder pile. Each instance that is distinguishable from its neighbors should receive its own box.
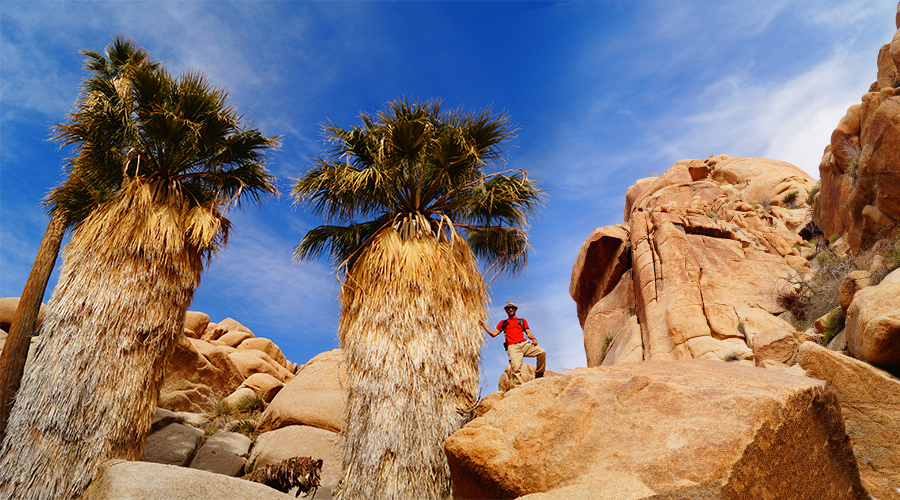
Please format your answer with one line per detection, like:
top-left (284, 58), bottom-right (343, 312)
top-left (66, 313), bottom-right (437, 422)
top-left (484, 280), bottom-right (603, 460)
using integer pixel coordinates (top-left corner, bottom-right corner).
top-left (159, 314), bottom-right (297, 413)
top-left (139, 347), bottom-right (346, 499)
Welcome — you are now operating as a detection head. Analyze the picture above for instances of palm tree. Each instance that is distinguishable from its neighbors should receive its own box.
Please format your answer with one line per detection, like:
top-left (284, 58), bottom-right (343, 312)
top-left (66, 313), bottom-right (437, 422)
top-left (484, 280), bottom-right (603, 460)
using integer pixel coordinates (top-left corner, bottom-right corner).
top-left (293, 98), bottom-right (542, 500)
top-left (0, 37), bottom-right (159, 442)
top-left (0, 40), bottom-right (278, 500)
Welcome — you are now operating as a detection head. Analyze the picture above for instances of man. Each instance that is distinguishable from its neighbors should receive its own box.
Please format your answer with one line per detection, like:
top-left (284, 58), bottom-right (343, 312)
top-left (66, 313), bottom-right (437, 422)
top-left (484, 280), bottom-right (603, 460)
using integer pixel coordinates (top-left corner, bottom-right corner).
top-left (479, 301), bottom-right (546, 388)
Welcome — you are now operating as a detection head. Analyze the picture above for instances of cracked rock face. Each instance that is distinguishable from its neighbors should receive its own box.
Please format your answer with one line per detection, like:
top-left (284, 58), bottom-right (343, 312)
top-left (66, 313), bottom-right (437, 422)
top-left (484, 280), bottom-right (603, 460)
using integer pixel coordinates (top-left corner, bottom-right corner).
top-left (571, 156), bottom-right (815, 367)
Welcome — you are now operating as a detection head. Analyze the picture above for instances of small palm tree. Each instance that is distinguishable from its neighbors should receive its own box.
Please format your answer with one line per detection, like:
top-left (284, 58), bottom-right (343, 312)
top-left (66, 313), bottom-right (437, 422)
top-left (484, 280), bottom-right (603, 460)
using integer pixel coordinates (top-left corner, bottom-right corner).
top-left (293, 98), bottom-right (542, 500)
top-left (0, 39), bottom-right (278, 500)
top-left (0, 37), bottom-right (159, 441)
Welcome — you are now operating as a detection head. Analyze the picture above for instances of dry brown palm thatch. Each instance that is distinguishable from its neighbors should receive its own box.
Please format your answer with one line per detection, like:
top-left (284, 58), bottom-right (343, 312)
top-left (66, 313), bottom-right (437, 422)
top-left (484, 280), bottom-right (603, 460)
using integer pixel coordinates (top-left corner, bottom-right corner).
top-left (0, 180), bottom-right (214, 500)
top-left (243, 456), bottom-right (323, 497)
top-left (334, 226), bottom-right (485, 500)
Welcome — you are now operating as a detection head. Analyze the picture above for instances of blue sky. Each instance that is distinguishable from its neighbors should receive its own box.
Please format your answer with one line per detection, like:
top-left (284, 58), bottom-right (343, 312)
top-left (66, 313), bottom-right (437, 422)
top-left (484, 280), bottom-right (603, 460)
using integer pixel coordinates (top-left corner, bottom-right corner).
top-left (1, 0), bottom-right (896, 392)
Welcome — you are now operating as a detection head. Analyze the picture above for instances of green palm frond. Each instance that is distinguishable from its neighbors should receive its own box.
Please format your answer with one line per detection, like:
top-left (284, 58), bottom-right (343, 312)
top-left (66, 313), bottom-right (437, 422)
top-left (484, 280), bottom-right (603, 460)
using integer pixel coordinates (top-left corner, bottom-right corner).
top-left (294, 216), bottom-right (392, 268)
top-left (293, 97), bottom-right (543, 278)
top-left (464, 225), bottom-right (530, 278)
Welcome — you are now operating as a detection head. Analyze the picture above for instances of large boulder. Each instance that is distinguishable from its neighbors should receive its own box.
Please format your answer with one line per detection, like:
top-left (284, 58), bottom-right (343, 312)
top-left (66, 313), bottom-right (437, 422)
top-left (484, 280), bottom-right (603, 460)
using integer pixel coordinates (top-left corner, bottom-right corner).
top-left (514, 471), bottom-right (655, 500)
top-left (708, 156), bottom-right (817, 207)
top-left (159, 336), bottom-right (245, 413)
top-left (798, 342), bottom-right (900, 500)
top-left (844, 282), bottom-right (900, 371)
top-left (249, 425), bottom-right (342, 498)
top-left (257, 349), bottom-right (347, 433)
top-left (81, 460), bottom-right (294, 500)
top-left (238, 372), bottom-right (284, 402)
top-left (445, 361), bottom-right (865, 499)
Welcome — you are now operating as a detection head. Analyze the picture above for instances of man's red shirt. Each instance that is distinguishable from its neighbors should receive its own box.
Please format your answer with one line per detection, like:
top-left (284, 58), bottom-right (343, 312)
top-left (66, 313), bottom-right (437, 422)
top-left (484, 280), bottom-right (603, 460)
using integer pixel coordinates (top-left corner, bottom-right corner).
top-left (496, 317), bottom-right (529, 345)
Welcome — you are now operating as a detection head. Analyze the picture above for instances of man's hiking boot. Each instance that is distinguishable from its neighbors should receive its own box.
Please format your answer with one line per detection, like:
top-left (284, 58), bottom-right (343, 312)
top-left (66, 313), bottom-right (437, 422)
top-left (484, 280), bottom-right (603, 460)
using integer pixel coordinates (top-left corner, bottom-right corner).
top-left (535, 372), bottom-right (544, 379)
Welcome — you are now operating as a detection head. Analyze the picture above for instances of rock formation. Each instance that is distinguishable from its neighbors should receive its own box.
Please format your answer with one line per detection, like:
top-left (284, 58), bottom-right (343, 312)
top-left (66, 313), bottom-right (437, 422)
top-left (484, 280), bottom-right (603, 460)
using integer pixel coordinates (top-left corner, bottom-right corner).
top-left (572, 156), bottom-right (816, 368)
top-left (814, 11), bottom-right (900, 252)
top-left (158, 314), bottom-right (297, 413)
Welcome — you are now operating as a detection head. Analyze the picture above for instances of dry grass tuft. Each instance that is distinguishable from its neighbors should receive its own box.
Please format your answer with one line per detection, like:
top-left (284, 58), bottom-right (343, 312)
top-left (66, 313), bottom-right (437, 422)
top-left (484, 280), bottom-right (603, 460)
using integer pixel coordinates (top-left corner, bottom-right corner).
top-left (334, 226), bottom-right (485, 500)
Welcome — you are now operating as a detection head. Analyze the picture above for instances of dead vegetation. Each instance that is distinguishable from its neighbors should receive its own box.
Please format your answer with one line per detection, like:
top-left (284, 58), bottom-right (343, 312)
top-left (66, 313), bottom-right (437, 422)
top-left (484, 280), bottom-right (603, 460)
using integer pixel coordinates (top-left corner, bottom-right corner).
top-left (773, 235), bottom-right (900, 335)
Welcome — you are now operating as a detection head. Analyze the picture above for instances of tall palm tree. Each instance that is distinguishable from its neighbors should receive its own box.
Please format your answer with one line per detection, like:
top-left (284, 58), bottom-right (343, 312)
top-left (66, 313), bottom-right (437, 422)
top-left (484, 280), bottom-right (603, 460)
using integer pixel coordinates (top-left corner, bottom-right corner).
top-left (293, 98), bottom-right (542, 500)
top-left (0, 37), bottom-right (159, 442)
top-left (0, 40), bottom-right (278, 500)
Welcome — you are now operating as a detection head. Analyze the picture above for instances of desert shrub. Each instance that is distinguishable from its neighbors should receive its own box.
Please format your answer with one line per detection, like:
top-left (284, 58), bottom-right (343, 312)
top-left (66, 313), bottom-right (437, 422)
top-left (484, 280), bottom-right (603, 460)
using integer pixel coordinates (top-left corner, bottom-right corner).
top-left (234, 391), bottom-right (267, 413)
top-left (775, 284), bottom-right (810, 323)
top-left (841, 141), bottom-right (861, 179)
top-left (781, 190), bottom-right (799, 208)
top-left (894, 78), bottom-right (900, 89)
top-left (868, 237), bottom-right (900, 284)
top-left (806, 251), bottom-right (854, 327)
top-left (204, 391), bottom-right (268, 440)
top-left (599, 333), bottom-right (615, 362)
top-left (212, 397), bottom-right (234, 417)
top-left (828, 233), bottom-right (841, 245)
top-left (822, 308), bottom-right (845, 345)
top-left (705, 211), bottom-right (717, 220)
top-left (229, 418), bottom-right (259, 437)
top-left (754, 198), bottom-right (772, 212)
top-left (723, 351), bottom-right (742, 362)
top-left (806, 183), bottom-right (820, 206)
top-left (736, 321), bottom-right (746, 336)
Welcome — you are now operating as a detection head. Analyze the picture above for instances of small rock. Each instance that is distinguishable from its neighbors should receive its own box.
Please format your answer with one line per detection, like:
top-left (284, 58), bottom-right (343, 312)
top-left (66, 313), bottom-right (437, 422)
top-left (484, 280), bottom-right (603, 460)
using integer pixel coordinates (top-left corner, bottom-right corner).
top-left (752, 328), bottom-right (798, 367)
top-left (238, 373), bottom-right (284, 402)
top-left (183, 311), bottom-right (210, 339)
top-left (152, 408), bottom-right (177, 433)
top-left (142, 423), bottom-right (203, 467)
top-left (189, 432), bottom-right (252, 477)
top-left (219, 331), bottom-right (254, 348)
top-left (840, 270), bottom-right (873, 314)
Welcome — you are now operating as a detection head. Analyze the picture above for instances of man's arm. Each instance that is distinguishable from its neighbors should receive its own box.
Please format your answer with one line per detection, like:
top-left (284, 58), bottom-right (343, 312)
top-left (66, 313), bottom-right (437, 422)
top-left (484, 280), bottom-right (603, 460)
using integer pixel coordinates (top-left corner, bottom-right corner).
top-left (525, 328), bottom-right (538, 346)
top-left (479, 320), bottom-right (500, 338)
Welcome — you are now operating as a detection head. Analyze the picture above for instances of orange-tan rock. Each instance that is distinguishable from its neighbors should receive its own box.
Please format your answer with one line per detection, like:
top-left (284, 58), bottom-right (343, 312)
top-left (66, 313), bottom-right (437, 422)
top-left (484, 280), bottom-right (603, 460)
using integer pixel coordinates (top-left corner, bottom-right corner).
top-left (257, 349), bottom-right (346, 433)
top-left (844, 282), bottom-right (900, 371)
top-left (159, 336), bottom-right (244, 412)
top-left (573, 157), bottom-right (816, 367)
top-left (183, 311), bottom-right (209, 339)
top-left (445, 361), bottom-right (865, 499)
top-left (236, 337), bottom-right (293, 372)
top-left (798, 342), bottom-right (900, 500)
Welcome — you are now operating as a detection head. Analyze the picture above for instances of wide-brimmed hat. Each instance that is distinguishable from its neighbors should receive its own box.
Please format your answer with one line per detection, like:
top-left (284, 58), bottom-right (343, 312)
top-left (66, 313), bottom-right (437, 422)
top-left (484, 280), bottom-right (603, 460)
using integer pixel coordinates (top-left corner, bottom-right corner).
top-left (504, 301), bottom-right (518, 310)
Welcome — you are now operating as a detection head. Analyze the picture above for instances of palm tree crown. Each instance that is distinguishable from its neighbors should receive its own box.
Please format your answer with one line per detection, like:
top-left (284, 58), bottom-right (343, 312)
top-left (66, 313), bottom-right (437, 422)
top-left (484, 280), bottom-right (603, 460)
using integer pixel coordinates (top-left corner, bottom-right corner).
top-left (50, 36), bottom-right (279, 253)
top-left (293, 98), bottom-right (542, 276)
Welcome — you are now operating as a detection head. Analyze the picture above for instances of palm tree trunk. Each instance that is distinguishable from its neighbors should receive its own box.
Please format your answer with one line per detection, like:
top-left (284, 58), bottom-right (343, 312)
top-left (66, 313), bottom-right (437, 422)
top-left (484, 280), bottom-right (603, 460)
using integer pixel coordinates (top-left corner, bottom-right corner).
top-left (0, 211), bottom-right (66, 443)
top-left (0, 196), bottom-right (203, 500)
top-left (334, 229), bottom-right (486, 500)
